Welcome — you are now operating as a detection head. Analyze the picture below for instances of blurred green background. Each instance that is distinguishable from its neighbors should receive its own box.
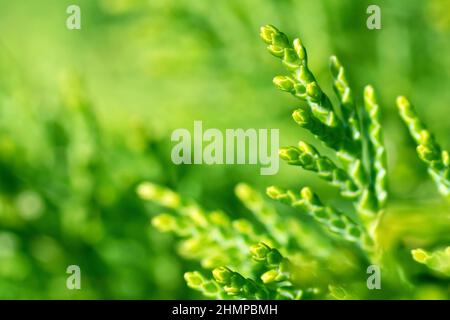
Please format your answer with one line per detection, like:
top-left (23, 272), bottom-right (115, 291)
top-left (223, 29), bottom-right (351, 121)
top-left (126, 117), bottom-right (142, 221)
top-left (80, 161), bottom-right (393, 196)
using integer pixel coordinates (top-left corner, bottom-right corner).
top-left (0, 0), bottom-right (449, 299)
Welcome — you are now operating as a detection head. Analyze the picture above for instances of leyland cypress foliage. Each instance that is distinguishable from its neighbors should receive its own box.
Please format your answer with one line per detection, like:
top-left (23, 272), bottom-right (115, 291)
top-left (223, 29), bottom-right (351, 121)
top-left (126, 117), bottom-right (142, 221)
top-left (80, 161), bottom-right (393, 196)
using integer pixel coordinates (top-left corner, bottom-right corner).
top-left (397, 96), bottom-right (450, 199)
top-left (411, 247), bottom-right (450, 277)
top-left (260, 25), bottom-right (386, 244)
top-left (396, 97), bottom-right (450, 276)
top-left (138, 182), bottom-right (322, 299)
top-left (138, 25), bottom-right (449, 300)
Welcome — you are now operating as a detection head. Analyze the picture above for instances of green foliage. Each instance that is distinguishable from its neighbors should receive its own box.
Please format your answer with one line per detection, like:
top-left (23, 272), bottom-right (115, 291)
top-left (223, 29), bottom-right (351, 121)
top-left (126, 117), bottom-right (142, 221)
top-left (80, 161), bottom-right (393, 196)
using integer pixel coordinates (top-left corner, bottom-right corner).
top-left (0, 75), bottom-right (184, 298)
top-left (184, 271), bottom-right (224, 299)
top-left (397, 96), bottom-right (450, 198)
top-left (139, 182), bottom-right (330, 299)
top-left (141, 24), bottom-right (450, 300)
top-left (138, 182), bottom-right (274, 270)
top-left (1, 0), bottom-right (449, 300)
top-left (279, 141), bottom-right (359, 199)
top-left (397, 96), bottom-right (450, 282)
top-left (412, 247), bottom-right (450, 277)
top-left (364, 86), bottom-right (388, 208)
top-left (260, 25), bottom-right (386, 248)
top-left (266, 186), bottom-right (371, 251)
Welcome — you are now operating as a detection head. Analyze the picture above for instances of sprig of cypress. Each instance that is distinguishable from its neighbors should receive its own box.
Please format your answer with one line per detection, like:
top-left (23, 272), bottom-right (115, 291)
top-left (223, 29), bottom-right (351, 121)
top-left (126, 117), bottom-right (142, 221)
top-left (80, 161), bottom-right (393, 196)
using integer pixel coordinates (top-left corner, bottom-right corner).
top-left (397, 96), bottom-right (450, 198)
